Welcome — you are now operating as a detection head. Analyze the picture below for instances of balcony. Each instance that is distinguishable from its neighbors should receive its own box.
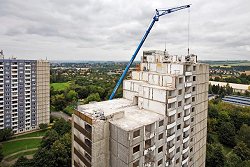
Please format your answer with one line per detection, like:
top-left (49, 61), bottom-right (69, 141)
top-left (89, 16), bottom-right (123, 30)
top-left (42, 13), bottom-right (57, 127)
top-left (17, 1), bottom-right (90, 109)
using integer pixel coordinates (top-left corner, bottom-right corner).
top-left (144, 152), bottom-right (155, 167)
top-left (184, 82), bottom-right (192, 87)
top-left (168, 109), bottom-right (176, 116)
top-left (166, 152), bottom-right (174, 166)
top-left (184, 93), bottom-right (191, 99)
top-left (167, 121), bottom-right (176, 130)
top-left (184, 115), bottom-right (191, 121)
top-left (182, 146), bottom-right (189, 154)
top-left (144, 145), bottom-right (156, 155)
top-left (168, 143), bottom-right (175, 153)
top-left (167, 132), bottom-right (175, 142)
top-left (183, 125), bottom-right (190, 132)
top-left (184, 104), bottom-right (191, 110)
top-left (185, 71), bottom-right (192, 76)
top-left (183, 135), bottom-right (190, 143)
top-left (168, 97), bottom-right (177, 103)
top-left (145, 123), bottom-right (155, 139)
top-left (182, 156), bottom-right (189, 165)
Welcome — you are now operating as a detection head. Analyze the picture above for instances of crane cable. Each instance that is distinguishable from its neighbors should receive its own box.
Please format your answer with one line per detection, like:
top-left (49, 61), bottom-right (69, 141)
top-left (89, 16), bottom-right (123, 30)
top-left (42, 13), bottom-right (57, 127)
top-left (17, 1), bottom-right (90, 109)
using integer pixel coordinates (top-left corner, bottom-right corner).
top-left (187, 7), bottom-right (190, 55)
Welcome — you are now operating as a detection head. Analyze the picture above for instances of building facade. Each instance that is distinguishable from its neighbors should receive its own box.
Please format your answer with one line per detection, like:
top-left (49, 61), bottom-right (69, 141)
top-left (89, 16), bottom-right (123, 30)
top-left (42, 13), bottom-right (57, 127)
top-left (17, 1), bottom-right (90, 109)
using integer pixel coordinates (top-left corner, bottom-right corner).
top-left (72, 50), bottom-right (209, 167)
top-left (0, 59), bottom-right (50, 134)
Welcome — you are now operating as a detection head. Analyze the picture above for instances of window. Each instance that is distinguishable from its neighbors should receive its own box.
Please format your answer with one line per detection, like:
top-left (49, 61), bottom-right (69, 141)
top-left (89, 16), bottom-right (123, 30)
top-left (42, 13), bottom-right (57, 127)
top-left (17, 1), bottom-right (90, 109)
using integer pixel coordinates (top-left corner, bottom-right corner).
top-left (176, 158), bottom-right (180, 164)
top-left (158, 159), bottom-right (163, 166)
top-left (177, 124), bottom-right (181, 130)
top-left (168, 102), bottom-right (175, 109)
top-left (177, 136), bottom-right (181, 141)
top-left (190, 147), bottom-right (193, 152)
top-left (192, 86), bottom-right (196, 92)
top-left (178, 113), bottom-right (181, 118)
top-left (193, 76), bottom-right (196, 81)
top-left (192, 97), bottom-right (195, 102)
top-left (178, 89), bottom-right (182, 95)
top-left (158, 133), bottom-right (163, 140)
top-left (159, 120), bottom-right (164, 127)
top-left (193, 66), bottom-right (196, 71)
top-left (179, 78), bottom-right (183, 84)
top-left (158, 146), bottom-right (163, 153)
top-left (133, 130), bottom-right (140, 138)
top-left (168, 91), bottom-right (173, 97)
top-left (133, 160), bottom-right (139, 167)
top-left (176, 147), bottom-right (180, 153)
top-left (178, 101), bottom-right (182, 107)
top-left (191, 127), bottom-right (194, 132)
top-left (191, 107), bottom-right (195, 113)
top-left (133, 145), bottom-right (140, 154)
top-left (190, 137), bottom-right (193, 142)
top-left (191, 117), bottom-right (194, 122)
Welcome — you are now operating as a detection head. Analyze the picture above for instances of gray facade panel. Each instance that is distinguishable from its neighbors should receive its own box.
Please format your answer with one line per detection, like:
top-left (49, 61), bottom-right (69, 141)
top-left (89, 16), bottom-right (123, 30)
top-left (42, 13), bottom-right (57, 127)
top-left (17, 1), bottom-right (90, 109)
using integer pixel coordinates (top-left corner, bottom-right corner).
top-left (31, 61), bottom-right (37, 126)
top-left (18, 61), bottom-right (25, 130)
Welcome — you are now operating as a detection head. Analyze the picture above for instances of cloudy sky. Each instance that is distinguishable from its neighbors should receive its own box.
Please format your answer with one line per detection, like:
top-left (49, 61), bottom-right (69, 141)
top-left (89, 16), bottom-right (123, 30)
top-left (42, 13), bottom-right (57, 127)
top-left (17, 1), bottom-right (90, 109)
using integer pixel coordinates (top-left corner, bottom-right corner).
top-left (0, 0), bottom-right (249, 61)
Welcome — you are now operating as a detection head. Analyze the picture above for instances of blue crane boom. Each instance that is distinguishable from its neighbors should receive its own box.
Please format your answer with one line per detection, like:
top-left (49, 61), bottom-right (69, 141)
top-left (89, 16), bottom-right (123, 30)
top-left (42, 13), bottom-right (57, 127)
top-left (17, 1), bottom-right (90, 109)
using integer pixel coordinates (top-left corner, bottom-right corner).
top-left (109, 4), bottom-right (191, 100)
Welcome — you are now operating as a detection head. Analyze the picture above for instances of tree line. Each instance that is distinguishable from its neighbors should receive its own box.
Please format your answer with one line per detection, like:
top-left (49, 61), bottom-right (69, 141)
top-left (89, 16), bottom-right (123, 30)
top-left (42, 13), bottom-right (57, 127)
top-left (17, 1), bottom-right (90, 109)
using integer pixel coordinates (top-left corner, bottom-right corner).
top-left (210, 73), bottom-right (250, 85)
top-left (206, 99), bottom-right (250, 167)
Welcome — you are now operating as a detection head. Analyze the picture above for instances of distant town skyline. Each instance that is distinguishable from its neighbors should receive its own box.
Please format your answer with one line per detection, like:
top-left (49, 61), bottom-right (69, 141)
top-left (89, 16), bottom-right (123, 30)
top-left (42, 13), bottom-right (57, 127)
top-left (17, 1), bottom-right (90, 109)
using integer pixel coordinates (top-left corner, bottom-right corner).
top-left (0, 0), bottom-right (250, 61)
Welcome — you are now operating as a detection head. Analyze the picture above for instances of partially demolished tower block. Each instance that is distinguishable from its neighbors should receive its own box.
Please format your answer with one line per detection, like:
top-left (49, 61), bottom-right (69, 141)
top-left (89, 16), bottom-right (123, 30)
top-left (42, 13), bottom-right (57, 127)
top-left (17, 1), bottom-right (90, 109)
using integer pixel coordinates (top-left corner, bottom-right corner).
top-left (72, 50), bottom-right (209, 167)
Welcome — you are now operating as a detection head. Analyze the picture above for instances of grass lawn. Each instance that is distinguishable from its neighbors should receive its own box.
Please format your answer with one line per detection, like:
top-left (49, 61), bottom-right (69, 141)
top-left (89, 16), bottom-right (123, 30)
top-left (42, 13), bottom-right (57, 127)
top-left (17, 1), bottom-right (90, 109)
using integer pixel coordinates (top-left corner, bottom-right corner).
top-left (51, 82), bottom-right (70, 91)
top-left (5, 149), bottom-right (38, 161)
top-left (2, 138), bottom-right (42, 156)
top-left (14, 130), bottom-right (47, 139)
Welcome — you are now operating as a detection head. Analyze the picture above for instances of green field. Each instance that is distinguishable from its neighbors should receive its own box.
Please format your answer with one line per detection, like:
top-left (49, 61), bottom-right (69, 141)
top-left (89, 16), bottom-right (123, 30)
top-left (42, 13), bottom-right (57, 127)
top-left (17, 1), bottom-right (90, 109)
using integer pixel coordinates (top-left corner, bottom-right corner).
top-left (51, 82), bottom-right (70, 91)
top-left (201, 60), bottom-right (250, 67)
top-left (2, 138), bottom-right (42, 156)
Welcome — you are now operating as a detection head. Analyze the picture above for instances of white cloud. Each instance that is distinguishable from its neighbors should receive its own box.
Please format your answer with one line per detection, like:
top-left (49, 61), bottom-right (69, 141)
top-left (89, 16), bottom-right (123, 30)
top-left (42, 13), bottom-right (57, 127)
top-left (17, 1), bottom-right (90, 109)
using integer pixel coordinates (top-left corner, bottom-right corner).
top-left (0, 0), bottom-right (249, 61)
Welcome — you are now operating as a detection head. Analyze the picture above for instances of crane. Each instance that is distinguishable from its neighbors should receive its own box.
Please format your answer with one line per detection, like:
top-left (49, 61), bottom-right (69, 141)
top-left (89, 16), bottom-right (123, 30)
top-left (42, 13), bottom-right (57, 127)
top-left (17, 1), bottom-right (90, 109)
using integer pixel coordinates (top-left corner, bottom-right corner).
top-left (109, 4), bottom-right (191, 100)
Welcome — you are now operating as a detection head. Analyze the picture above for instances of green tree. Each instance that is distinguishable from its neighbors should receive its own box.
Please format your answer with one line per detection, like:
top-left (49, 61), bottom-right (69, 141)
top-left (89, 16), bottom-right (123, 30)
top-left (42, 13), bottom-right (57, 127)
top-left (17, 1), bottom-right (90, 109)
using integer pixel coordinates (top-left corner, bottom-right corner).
top-left (233, 141), bottom-right (250, 161)
top-left (225, 152), bottom-right (242, 167)
top-left (75, 86), bottom-right (89, 99)
top-left (66, 90), bottom-right (78, 102)
top-left (0, 144), bottom-right (3, 162)
top-left (85, 93), bottom-right (101, 104)
top-left (41, 130), bottom-right (59, 149)
top-left (51, 94), bottom-right (67, 111)
top-left (206, 143), bottom-right (225, 167)
top-left (50, 133), bottom-right (71, 167)
top-left (52, 118), bottom-right (71, 135)
top-left (218, 122), bottom-right (236, 147)
top-left (239, 160), bottom-right (250, 167)
top-left (237, 124), bottom-right (250, 147)
top-left (39, 123), bottom-right (48, 130)
top-left (33, 147), bottom-right (54, 167)
top-left (0, 128), bottom-right (13, 141)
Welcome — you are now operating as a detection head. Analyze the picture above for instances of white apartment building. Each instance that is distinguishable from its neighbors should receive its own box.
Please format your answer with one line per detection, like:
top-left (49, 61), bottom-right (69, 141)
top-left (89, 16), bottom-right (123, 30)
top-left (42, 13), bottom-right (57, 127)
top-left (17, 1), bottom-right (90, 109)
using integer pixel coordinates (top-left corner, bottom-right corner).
top-left (72, 50), bottom-right (209, 167)
top-left (0, 59), bottom-right (50, 134)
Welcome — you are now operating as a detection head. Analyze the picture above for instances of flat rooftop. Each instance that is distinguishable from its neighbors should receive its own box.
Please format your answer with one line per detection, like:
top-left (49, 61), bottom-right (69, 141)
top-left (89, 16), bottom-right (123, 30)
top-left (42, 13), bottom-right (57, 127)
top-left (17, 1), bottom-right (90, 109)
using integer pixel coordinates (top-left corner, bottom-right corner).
top-left (77, 98), bottom-right (133, 118)
top-left (77, 98), bottom-right (164, 131)
top-left (109, 105), bottom-right (163, 131)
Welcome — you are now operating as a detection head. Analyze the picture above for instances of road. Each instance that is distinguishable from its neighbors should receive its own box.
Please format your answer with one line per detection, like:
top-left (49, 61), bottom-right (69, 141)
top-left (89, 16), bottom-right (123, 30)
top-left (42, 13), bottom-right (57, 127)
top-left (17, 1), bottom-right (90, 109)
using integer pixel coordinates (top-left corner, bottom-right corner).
top-left (51, 111), bottom-right (71, 121)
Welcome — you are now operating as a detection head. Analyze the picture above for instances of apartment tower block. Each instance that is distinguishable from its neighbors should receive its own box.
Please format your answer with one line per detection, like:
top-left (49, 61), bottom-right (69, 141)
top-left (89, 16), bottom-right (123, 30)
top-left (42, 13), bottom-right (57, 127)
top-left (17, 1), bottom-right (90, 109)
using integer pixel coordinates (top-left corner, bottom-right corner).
top-left (72, 50), bottom-right (209, 167)
top-left (0, 59), bottom-right (50, 134)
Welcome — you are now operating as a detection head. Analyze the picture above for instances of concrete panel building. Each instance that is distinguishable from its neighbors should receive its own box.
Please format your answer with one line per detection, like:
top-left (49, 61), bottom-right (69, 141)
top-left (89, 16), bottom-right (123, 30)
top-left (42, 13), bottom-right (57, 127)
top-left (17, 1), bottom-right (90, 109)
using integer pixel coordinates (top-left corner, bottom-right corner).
top-left (0, 59), bottom-right (50, 134)
top-left (72, 50), bottom-right (209, 167)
